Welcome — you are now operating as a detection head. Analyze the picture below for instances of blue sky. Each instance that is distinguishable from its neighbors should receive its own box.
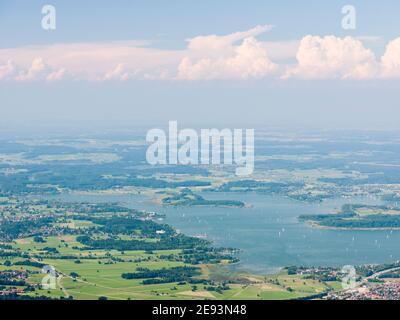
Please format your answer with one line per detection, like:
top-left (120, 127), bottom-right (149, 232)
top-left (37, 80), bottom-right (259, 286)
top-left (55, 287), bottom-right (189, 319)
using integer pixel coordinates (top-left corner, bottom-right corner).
top-left (1, 0), bottom-right (400, 47)
top-left (0, 1), bottom-right (400, 132)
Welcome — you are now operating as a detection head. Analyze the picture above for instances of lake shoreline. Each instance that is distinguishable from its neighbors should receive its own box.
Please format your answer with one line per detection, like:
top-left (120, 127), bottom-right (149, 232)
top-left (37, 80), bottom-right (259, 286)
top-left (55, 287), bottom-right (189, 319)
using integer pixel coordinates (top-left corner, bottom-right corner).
top-left (44, 192), bottom-right (400, 272)
top-left (305, 221), bottom-right (400, 231)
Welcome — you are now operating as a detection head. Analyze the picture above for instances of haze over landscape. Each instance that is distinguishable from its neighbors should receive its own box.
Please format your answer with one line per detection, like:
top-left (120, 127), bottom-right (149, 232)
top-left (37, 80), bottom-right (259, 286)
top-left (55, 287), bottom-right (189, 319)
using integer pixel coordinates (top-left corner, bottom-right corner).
top-left (1, 0), bottom-right (400, 131)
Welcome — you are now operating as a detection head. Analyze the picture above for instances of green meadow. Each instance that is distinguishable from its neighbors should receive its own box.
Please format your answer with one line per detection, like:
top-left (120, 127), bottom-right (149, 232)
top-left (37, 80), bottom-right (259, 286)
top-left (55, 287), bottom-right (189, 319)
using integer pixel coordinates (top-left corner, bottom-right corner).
top-left (1, 233), bottom-right (336, 300)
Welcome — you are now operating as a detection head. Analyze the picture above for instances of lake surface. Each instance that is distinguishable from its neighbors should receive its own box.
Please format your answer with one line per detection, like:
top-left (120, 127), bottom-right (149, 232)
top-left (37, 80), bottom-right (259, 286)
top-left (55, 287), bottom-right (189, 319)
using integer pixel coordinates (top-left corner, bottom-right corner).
top-left (51, 192), bottom-right (400, 274)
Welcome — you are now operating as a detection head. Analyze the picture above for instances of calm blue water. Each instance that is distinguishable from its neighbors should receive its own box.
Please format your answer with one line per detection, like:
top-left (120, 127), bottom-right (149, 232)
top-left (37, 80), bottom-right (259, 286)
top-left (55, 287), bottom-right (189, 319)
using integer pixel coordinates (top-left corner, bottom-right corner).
top-left (50, 192), bottom-right (400, 274)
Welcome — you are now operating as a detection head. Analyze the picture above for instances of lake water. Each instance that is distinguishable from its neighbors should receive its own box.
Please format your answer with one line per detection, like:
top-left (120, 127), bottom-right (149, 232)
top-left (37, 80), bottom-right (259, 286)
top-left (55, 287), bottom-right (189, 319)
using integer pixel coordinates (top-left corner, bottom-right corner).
top-left (51, 192), bottom-right (400, 274)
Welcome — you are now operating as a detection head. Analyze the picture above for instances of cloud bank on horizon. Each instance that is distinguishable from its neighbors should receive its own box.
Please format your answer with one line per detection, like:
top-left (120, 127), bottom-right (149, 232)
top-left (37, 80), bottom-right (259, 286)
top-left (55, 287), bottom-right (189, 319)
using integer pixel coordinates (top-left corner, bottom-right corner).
top-left (1, 25), bottom-right (400, 82)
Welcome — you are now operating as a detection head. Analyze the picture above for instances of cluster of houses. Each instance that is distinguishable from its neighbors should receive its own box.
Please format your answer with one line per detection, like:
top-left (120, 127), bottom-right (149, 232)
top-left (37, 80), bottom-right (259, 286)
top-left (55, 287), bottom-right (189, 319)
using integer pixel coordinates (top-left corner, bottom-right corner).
top-left (0, 270), bottom-right (29, 296)
top-left (328, 283), bottom-right (400, 300)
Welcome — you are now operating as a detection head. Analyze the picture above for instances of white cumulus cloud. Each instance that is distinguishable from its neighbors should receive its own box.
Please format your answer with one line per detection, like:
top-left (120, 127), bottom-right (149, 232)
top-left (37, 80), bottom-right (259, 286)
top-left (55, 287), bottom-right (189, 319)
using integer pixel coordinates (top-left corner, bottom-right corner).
top-left (101, 64), bottom-right (131, 81)
top-left (177, 25), bottom-right (277, 80)
top-left (1, 28), bottom-right (400, 82)
top-left (186, 24), bottom-right (273, 54)
top-left (46, 68), bottom-right (68, 81)
top-left (0, 41), bottom-right (180, 82)
top-left (15, 57), bottom-right (47, 81)
top-left (14, 57), bottom-right (67, 82)
top-left (284, 35), bottom-right (378, 79)
top-left (0, 60), bottom-right (15, 80)
top-left (381, 37), bottom-right (400, 78)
